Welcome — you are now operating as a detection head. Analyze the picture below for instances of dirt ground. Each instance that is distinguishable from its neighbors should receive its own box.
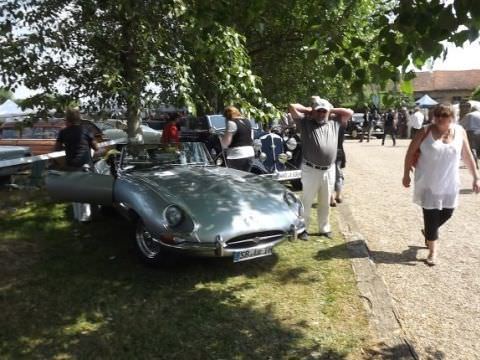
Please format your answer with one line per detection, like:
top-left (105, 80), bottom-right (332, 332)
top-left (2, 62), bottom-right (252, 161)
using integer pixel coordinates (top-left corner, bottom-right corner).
top-left (341, 138), bottom-right (480, 360)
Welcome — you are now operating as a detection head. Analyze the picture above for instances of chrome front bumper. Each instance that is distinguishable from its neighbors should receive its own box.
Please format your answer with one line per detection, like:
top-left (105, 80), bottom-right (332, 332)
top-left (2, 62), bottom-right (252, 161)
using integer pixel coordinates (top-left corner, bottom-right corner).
top-left (151, 223), bottom-right (305, 258)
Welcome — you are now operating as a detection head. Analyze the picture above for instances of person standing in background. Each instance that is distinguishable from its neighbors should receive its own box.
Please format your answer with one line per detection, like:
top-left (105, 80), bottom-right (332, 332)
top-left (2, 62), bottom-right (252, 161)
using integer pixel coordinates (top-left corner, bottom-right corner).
top-left (55, 108), bottom-right (99, 222)
top-left (220, 106), bottom-right (254, 172)
top-left (382, 108), bottom-right (397, 146)
top-left (460, 104), bottom-right (480, 169)
top-left (330, 124), bottom-right (346, 206)
top-left (161, 113), bottom-right (180, 144)
top-left (359, 107), bottom-right (373, 143)
top-left (409, 107), bottom-right (425, 139)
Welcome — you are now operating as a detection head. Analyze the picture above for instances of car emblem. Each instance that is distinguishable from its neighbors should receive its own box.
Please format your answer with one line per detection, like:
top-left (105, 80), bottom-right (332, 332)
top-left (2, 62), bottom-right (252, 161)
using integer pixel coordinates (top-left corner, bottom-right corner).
top-left (253, 237), bottom-right (260, 244)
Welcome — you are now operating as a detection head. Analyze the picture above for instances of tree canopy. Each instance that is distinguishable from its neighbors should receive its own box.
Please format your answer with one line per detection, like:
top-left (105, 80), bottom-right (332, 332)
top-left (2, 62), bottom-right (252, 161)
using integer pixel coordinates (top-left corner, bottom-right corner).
top-left (1, 0), bottom-right (479, 135)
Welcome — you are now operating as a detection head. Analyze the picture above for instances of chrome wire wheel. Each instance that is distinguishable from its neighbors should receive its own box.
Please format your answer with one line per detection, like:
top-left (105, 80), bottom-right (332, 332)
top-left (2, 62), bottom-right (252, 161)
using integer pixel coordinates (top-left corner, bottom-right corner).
top-left (135, 220), bottom-right (161, 259)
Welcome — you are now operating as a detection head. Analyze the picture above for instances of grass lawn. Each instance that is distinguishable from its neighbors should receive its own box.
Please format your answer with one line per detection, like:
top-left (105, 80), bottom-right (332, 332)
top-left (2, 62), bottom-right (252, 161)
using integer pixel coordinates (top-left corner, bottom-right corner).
top-left (0, 188), bottom-right (371, 359)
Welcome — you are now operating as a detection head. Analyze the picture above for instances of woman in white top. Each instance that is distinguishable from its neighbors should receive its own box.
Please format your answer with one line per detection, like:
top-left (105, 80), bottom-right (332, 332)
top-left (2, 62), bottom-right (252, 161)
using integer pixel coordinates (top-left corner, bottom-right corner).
top-left (220, 106), bottom-right (254, 172)
top-left (403, 104), bottom-right (480, 265)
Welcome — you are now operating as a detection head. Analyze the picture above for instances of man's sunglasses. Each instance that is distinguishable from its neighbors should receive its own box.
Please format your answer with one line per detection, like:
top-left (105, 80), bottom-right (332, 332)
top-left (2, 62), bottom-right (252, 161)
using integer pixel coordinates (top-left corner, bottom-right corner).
top-left (314, 109), bottom-right (328, 114)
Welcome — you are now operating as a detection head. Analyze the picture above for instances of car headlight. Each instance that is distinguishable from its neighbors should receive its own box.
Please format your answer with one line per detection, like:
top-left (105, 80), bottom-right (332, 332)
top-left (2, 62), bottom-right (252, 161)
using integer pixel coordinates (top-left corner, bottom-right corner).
top-left (164, 205), bottom-right (184, 227)
top-left (259, 152), bottom-right (267, 162)
top-left (285, 151), bottom-right (292, 160)
top-left (286, 137), bottom-right (297, 150)
top-left (278, 153), bottom-right (288, 164)
top-left (284, 191), bottom-right (303, 216)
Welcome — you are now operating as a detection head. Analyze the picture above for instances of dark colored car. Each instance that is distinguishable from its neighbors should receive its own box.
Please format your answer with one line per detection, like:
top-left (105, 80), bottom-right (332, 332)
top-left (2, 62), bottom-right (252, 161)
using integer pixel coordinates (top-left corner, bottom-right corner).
top-left (250, 126), bottom-right (302, 189)
top-left (345, 113), bottom-right (384, 139)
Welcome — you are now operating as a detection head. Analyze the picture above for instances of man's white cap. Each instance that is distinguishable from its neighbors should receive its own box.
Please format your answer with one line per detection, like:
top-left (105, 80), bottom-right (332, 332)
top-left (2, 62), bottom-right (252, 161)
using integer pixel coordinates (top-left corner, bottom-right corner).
top-left (311, 96), bottom-right (332, 111)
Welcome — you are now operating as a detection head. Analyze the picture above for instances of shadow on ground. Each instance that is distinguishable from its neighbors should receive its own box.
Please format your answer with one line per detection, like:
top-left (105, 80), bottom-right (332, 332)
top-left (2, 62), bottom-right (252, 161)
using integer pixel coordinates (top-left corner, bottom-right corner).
top-left (314, 240), bottom-right (425, 266)
top-left (1, 205), bottom-right (348, 359)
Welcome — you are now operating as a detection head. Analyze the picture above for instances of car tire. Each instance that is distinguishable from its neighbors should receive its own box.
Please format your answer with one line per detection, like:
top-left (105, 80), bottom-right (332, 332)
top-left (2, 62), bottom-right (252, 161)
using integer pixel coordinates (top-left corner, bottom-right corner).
top-left (290, 179), bottom-right (302, 191)
top-left (134, 219), bottom-right (172, 266)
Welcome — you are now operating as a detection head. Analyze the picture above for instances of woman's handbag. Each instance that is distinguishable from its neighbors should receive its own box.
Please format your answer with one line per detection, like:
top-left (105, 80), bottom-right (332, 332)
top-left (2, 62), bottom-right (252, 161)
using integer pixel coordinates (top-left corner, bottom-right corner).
top-left (411, 126), bottom-right (431, 168)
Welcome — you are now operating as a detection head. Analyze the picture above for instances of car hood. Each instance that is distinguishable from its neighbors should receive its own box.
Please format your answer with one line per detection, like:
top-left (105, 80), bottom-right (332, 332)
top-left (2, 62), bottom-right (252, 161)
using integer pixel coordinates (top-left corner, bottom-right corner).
top-left (123, 166), bottom-right (296, 238)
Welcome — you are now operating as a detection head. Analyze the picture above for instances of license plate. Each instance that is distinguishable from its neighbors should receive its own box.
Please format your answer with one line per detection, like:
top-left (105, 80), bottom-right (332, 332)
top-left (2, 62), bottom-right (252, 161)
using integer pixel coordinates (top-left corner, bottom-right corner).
top-left (275, 170), bottom-right (301, 181)
top-left (233, 246), bottom-right (273, 262)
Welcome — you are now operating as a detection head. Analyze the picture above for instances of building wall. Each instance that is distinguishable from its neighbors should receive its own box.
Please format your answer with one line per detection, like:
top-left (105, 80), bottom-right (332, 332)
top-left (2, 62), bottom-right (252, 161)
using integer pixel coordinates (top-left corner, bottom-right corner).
top-left (414, 90), bottom-right (472, 105)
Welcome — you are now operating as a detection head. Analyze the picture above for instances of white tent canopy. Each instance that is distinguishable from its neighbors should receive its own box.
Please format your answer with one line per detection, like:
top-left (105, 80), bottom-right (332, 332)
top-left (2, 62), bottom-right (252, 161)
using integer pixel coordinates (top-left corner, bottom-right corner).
top-left (415, 94), bottom-right (438, 108)
top-left (0, 99), bottom-right (35, 121)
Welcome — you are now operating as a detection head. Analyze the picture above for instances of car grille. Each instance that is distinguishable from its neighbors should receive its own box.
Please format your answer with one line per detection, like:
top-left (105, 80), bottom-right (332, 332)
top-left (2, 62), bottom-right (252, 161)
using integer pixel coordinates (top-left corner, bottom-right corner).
top-left (225, 231), bottom-right (285, 249)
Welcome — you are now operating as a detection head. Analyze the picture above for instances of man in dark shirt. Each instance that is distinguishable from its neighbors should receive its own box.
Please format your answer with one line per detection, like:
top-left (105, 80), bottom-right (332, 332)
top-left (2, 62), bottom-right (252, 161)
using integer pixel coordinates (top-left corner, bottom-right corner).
top-left (56, 109), bottom-right (98, 169)
top-left (382, 109), bottom-right (397, 146)
top-left (55, 108), bottom-right (98, 221)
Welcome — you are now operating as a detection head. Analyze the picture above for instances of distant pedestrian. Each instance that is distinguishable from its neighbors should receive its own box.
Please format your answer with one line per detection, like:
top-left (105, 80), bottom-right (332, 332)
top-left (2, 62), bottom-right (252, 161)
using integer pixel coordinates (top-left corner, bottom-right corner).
top-left (382, 109), bottom-right (397, 146)
top-left (331, 124), bottom-right (346, 206)
top-left (359, 108), bottom-right (373, 142)
top-left (409, 107), bottom-right (425, 139)
top-left (161, 113), bottom-right (180, 144)
top-left (55, 108), bottom-right (99, 222)
top-left (402, 103), bottom-right (480, 265)
top-left (289, 96), bottom-right (353, 240)
top-left (460, 104), bottom-right (480, 169)
top-left (220, 106), bottom-right (254, 172)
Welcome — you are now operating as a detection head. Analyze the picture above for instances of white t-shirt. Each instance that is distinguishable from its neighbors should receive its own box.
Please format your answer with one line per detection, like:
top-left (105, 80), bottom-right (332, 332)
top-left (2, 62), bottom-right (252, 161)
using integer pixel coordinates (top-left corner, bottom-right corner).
top-left (414, 124), bottom-right (463, 209)
top-left (461, 111), bottom-right (480, 134)
top-left (409, 111), bottom-right (424, 129)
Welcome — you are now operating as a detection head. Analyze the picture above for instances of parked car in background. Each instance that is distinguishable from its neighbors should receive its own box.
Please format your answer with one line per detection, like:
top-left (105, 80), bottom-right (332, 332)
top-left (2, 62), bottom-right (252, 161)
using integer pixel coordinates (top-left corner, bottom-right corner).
top-left (345, 113), bottom-right (384, 139)
top-left (0, 118), bottom-right (103, 155)
top-left (98, 122), bottom-right (163, 144)
top-left (250, 126), bottom-right (302, 189)
top-left (46, 141), bottom-right (305, 266)
top-left (0, 145), bottom-right (32, 182)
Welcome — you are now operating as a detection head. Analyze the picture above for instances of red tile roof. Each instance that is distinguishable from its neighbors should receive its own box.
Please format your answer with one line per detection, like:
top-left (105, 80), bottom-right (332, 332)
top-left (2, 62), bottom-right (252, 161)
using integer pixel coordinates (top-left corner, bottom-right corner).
top-left (413, 70), bottom-right (480, 92)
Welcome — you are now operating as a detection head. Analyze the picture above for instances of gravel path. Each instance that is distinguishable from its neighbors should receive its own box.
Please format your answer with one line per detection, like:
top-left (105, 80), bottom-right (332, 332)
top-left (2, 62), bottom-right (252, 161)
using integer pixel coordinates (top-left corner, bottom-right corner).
top-left (341, 138), bottom-right (480, 360)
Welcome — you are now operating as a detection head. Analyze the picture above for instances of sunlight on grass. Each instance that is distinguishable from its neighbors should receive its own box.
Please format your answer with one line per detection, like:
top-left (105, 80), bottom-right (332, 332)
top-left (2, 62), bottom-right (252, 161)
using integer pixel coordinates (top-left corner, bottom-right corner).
top-left (63, 314), bottom-right (105, 336)
top-left (0, 189), bottom-right (371, 359)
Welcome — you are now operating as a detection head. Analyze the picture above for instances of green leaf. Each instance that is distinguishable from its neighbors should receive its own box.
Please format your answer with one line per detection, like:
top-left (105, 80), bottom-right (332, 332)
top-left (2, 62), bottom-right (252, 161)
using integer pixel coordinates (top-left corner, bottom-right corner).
top-left (400, 80), bottom-right (413, 95)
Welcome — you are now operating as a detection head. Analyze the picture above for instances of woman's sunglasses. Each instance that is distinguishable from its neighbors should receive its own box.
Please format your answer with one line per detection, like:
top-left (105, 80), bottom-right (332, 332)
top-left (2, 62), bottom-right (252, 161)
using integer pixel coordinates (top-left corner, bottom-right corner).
top-left (433, 112), bottom-right (451, 118)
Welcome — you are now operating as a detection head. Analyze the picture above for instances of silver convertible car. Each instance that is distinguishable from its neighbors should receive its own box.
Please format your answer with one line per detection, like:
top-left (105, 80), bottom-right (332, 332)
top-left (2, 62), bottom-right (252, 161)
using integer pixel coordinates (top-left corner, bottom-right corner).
top-left (46, 141), bottom-right (305, 265)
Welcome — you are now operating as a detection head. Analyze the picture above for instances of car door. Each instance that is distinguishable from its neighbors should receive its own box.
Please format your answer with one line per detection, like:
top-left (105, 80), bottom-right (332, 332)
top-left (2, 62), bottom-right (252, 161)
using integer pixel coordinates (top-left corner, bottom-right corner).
top-left (46, 170), bottom-right (114, 205)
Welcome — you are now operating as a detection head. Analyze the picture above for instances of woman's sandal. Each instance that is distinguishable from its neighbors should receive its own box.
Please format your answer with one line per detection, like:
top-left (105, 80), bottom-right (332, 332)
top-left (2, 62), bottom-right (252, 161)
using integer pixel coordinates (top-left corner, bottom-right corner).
top-left (426, 255), bottom-right (436, 266)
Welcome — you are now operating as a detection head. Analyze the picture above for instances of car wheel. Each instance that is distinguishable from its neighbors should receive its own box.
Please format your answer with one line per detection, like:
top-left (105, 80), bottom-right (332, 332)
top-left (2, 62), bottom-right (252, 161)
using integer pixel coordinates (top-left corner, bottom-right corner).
top-left (351, 129), bottom-right (358, 138)
top-left (134, 219), bottom-right (170, 266)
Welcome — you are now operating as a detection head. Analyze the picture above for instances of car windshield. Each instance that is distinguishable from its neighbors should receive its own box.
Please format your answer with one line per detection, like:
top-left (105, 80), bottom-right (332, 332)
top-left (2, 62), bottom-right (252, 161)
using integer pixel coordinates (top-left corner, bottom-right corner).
top-left (121, 142), bottom-right (212, 169)
top-left (209, 115), bottom-right (226, 130)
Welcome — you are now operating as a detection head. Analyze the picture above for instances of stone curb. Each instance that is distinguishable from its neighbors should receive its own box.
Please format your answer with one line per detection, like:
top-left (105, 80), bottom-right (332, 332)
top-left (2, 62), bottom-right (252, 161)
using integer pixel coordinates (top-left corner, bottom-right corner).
top-left (336, 203), bottom-right (418, 359)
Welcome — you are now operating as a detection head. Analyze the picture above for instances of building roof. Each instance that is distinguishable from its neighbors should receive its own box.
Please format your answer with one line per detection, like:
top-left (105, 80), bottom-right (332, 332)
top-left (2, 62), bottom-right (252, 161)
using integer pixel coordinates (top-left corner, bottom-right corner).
top-left (413, 69), bottom-right (480, 92)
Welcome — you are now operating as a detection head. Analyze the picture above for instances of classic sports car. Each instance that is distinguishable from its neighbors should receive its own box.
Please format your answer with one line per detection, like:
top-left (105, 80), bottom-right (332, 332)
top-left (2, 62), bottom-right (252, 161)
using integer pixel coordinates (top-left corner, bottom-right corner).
top-left (46, 141), bottom-right (305, 265)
